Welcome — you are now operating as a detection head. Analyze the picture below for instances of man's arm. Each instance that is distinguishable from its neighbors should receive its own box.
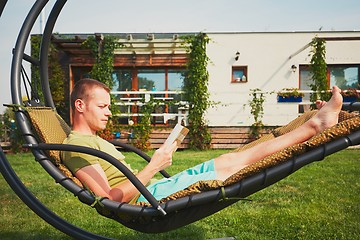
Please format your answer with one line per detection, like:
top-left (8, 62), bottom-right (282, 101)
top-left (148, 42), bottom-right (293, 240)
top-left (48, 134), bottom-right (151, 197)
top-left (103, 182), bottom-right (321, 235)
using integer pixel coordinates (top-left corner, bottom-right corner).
top-left (75, 163), bottom-right (157, 202)
top-left (75, 142), bottom-right (177, 203)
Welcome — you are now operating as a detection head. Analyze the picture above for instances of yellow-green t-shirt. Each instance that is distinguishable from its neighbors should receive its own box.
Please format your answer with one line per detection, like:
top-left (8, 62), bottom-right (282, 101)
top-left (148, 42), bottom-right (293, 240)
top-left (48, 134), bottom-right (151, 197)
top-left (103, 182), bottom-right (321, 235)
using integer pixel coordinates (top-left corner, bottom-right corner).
top-left (61, 131), bottom-right (138, 190)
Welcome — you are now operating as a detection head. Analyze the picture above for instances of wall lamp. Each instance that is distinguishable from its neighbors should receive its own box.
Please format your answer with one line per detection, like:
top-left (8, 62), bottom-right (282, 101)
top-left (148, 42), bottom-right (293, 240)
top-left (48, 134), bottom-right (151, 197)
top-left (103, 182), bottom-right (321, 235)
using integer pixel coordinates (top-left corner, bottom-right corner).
top-left (235, 51), bottom-right (240, 61)
top-left (291, 64), bottom-right (297, 72)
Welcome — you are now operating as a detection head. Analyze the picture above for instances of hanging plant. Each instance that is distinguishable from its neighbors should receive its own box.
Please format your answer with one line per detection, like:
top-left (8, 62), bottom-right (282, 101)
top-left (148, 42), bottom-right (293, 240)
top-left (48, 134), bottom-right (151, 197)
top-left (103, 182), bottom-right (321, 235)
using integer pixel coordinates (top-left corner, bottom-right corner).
top-left (182, 33), bottom-right (212, 150)
top-left (309, 36), bottom-right (331, 108)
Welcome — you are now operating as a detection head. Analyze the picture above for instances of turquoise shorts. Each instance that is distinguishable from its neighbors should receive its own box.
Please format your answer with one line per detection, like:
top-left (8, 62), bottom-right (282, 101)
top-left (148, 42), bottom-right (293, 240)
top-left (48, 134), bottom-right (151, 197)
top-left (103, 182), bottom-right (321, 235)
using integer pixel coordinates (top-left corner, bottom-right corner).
top-left (136, 159), bottom-right (216, 203)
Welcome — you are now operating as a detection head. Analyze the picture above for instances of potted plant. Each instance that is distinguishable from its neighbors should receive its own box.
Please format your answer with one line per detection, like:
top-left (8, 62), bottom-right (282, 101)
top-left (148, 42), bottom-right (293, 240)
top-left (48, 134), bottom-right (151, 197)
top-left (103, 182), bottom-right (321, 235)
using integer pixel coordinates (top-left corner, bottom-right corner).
top-left (277, 88), bottom-right (304, 102)
top-left (341, 88), bottom-right (360, 102)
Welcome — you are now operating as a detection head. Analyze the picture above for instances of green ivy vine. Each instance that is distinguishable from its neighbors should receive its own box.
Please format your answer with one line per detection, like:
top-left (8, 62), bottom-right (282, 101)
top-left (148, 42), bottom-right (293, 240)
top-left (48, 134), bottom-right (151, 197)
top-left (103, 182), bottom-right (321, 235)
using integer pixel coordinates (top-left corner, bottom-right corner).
top-left (82, 35), bottom-right (120, 89)
top-left (182, 33), bottom-right (212, 150)
top-left (130, 98), bottom-right (160, 150)
top-left (127, 96), bottom-right (190, 150)
top-left (31, 35), bottom-right (67, 121)
top-left (246, 88), bottom-right (266, 139)
top-left (82, 35), bottom-right (120, 140)
top-left (309, 36), bottom-right (331, 108)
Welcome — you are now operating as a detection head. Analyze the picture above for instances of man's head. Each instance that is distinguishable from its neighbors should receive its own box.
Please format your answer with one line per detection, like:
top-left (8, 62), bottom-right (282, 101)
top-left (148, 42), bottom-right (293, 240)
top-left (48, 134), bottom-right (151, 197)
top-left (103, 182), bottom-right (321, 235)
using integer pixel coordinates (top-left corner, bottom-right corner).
top-left (70, 78), bottom-right (112, 134)
top-left (70, 78), bottom-right (110, 112)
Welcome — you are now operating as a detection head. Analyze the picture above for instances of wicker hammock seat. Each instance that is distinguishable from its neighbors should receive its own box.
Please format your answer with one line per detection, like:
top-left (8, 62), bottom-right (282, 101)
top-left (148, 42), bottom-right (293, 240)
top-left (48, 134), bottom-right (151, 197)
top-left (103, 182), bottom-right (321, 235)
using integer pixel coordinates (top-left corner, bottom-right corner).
top-left (19, 105), bottom-right (360, 233)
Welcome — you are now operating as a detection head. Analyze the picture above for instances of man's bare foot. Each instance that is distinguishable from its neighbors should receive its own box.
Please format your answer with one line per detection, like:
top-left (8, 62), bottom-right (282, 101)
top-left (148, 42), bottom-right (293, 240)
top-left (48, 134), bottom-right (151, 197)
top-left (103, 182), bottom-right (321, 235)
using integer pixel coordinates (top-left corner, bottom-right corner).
top-left (311, 86), bottom-right (343, 133)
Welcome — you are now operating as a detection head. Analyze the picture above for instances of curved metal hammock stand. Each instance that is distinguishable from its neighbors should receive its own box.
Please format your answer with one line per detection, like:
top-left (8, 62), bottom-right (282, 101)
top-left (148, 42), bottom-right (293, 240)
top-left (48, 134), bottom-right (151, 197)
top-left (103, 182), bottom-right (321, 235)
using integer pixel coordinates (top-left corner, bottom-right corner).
top-left (1, 0), bottom-right (360, 239)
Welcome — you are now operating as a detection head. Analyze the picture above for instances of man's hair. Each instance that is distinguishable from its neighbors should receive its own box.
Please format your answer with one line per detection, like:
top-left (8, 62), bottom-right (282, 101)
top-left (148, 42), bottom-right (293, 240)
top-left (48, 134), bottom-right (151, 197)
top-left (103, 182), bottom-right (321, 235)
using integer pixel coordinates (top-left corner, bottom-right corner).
top-left (70, 78), bottom-right (110, 112)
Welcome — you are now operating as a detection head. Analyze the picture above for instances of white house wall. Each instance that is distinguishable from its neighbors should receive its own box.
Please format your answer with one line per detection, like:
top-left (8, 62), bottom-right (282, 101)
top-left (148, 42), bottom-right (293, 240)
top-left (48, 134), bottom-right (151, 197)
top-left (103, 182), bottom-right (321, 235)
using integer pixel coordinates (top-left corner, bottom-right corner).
top-left (205, 31), bottom-right (360, 127)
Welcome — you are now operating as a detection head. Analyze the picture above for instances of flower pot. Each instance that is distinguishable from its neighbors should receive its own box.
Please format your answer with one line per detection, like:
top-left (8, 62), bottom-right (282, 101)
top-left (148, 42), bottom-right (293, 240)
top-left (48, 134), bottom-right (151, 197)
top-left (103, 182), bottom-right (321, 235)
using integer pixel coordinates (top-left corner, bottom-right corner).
top-left (343, 96), bottom-right (358, 102)
top-left (277, 96), bottom-right (303, 102)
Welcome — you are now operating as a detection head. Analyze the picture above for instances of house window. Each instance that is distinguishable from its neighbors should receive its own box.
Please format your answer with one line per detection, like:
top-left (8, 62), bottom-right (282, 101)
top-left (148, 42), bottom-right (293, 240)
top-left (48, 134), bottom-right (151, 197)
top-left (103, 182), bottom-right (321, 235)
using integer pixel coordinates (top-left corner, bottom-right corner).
top-left (299, 64), bottom-right (359, 113)
top-left (300, 64), bottom-right (360, 101)
top-left (299, 65), bottom-right (312, 102)
top-left (168, 70), bottom-right (185, 91)
top-left (329, 65), bottom-right (359, 89)
top-left (138, 69), bottom-right (166, 91)
top-left (232, 66), bottom-right (248, 83)
top-left (112, 69), bottom-right (133, 91)
top-left (114, 67), bottom-right (186, 125)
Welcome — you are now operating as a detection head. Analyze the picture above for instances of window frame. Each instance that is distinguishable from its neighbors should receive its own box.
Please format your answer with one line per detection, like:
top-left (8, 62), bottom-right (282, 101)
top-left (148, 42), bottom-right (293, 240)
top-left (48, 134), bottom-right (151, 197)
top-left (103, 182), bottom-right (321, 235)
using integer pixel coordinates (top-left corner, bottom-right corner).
top-left (327, 64), bottom-right (360, 89)
top-left (231, 66), bottom-right (248, 83)
top-left (299, 64), bottom-right (360, 90)
top-left (115, 67), bottom-right (186, 125)
top-left (299, 64), bottom-right (360, 113)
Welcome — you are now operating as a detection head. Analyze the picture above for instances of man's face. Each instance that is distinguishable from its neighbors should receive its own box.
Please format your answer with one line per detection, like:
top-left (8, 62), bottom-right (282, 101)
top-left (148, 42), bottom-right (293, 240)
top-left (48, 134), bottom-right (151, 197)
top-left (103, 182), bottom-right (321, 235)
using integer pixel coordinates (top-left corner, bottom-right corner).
top-left (82, 87), bottom-right (112, 134)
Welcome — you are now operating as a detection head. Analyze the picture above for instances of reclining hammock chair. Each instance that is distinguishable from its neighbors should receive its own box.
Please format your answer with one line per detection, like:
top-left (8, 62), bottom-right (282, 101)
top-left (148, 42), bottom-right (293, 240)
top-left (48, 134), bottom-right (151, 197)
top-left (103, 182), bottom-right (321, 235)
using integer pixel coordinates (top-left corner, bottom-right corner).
top-left (1, 0), bottom-right (360, 239)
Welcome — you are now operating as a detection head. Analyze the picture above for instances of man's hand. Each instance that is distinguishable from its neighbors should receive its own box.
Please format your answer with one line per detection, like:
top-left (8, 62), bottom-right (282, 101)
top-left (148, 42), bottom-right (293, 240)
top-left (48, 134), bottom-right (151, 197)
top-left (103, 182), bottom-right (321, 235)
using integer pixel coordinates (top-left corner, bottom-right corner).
top-left (148, 142), bottom-right (177, 172)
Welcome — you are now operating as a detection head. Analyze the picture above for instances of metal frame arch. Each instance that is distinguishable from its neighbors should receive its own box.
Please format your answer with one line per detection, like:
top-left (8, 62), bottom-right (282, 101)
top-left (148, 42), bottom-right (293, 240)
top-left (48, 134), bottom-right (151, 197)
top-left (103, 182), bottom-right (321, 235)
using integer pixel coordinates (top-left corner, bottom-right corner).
top-left (39, 0), bottom-right (67, 108)
top-left (10, 0), bottom-right (49, 107)
top-left (6, 0), bottom-right (113, 238)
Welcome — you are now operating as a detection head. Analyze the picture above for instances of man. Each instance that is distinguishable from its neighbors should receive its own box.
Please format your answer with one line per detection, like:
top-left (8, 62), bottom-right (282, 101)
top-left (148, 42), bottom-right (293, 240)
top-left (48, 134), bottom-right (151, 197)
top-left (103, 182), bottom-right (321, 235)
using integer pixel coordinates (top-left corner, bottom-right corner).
top-left (61, 78), bottom-right (343, 203)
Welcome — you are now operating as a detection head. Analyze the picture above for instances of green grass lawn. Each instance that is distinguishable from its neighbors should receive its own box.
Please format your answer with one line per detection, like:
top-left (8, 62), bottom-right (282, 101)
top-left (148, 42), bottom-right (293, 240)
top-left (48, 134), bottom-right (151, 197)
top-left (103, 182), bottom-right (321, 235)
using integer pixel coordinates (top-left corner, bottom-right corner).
top-left (0, 149), bottom-right (359, 240)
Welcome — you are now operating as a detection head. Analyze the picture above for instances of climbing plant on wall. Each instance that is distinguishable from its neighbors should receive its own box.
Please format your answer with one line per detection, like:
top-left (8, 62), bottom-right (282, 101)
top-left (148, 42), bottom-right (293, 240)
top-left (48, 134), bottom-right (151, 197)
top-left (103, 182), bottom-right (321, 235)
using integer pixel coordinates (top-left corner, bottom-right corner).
top-left (309, 36), bottom-right (331, 108)
top-left (82, 34), bottom-right (120, 140)
top-left (247, 88), bottom-right (266, 139)
top-left (48, 42), bottom-right (67, 120)
top-left (82, 35), bottom-right (120, 89)
top-left (131, 99), bottom-right (162, 150)
top-left (31, 35), bottom-right (67, 120)
top-left (183, 33), bottom-right (212, 150)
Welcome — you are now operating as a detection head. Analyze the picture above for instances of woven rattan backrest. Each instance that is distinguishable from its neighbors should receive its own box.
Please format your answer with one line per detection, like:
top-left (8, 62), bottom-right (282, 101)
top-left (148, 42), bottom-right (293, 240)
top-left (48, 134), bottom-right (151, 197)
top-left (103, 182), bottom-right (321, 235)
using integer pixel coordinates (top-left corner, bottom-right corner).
top-left (26, 107), bottom-right (83, 187)
top-left (27, 107), bottom-right (70, 164)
